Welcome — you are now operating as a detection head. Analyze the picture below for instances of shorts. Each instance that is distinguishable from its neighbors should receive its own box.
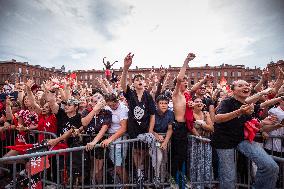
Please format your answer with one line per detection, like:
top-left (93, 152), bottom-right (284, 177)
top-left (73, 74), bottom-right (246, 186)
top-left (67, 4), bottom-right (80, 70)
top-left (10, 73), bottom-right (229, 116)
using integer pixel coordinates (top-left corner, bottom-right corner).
top-left (172, 121), bottom-right (188, 140)
top-left (109, 137), bottom-right (128, 166)
top-left (89, 147), bottom-right (106, 160)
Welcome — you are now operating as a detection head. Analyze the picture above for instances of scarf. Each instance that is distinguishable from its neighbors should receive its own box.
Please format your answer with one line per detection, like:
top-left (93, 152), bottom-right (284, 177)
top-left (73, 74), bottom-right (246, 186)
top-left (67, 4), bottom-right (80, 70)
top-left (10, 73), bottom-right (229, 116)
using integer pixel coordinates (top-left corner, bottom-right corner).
top-left (184, 91), bottom-right (194, 132)
top-left (244, 118), bottom-right (261, 143)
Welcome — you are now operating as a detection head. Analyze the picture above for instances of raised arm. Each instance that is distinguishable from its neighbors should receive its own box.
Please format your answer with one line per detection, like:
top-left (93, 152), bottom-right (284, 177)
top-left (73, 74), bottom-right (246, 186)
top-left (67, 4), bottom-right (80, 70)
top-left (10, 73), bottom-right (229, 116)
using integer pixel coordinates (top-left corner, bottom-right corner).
top-left (155, 69), bottom-right (167, 99)
top-left (46, 91), bottom-right (59, 114)
top-left (173, 53), bottom-right (195, 96)
top-left (273, 66), bottom-right (284, 94)
top-left (103, 78), bottom-right (114, 94)
top-left (81, 98), bottom-right (105, 126)
top-left (254, 69), bottom-right (269, 92)
top-left (191, 74), bottom-right (214, 93)
top-left (120, 53), bottom-right (134, 93)
top-left (5, 97), bottom-right (13, 121)
top-left (161, 72), bottom-right (170, 93)
top-left (103, 57), bottom-right (107, 67)
top-left (260, 96), bottom-right (284, 108)
top-left (96, 77), bottom-right (109, 94)
top-left (111, 60), bottom-right (118, 67)
top-left (245, 88), bottom-right (273, 104)
top-left (26, 79), bottom-right (42, 115)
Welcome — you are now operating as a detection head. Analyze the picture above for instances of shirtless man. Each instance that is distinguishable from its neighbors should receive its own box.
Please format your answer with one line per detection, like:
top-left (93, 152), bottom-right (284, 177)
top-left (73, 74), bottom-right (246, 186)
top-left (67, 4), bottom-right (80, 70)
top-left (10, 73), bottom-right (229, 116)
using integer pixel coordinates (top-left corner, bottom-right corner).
top-left (171, 52), bottom-right (197, 180)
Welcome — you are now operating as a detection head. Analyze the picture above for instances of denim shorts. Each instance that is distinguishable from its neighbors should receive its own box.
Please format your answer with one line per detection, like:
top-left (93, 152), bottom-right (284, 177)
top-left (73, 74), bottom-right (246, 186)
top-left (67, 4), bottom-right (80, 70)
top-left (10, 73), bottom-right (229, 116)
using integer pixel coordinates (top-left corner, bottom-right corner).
top-left (109, 137), bottom-right (128, 166)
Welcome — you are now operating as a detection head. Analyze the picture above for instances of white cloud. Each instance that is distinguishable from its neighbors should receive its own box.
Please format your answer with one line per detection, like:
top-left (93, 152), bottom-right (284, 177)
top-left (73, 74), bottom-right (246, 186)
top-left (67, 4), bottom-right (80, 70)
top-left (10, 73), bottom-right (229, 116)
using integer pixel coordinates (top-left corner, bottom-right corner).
top-left (0, 0), bottom-right (283, 71)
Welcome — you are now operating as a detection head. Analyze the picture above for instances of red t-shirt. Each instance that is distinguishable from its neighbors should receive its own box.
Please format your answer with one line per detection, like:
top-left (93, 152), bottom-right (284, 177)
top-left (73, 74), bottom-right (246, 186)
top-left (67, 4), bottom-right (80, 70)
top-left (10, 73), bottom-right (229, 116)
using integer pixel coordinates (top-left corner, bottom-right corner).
top-left (37, 114), bottom-right (57, 143)
top-left (15, 110), bottom-right (38, 145)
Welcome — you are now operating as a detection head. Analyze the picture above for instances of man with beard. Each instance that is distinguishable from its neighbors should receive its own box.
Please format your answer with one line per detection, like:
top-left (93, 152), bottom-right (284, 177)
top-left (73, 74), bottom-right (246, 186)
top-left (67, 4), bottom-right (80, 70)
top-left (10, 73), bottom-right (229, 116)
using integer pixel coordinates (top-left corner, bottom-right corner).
top-left (211, 80), bottom-right (279, 189)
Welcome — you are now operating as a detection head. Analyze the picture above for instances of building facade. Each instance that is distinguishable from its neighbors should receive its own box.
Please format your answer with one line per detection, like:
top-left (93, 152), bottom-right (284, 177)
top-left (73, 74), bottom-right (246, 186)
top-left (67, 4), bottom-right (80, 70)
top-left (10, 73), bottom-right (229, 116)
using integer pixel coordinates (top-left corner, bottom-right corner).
top-left (0, 59), bottom-right (271, 88)
top-left (0, 60), bottom-right (66, 86)
top-left (75, 64), bottom-right (262, 88)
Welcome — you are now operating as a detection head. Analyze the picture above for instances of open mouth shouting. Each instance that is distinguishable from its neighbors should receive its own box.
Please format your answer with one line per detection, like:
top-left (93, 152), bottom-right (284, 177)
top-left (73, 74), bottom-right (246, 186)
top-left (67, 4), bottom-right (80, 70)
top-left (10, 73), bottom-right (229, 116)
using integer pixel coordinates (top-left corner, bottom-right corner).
top-left (242, 88), bottom-right (250, 94)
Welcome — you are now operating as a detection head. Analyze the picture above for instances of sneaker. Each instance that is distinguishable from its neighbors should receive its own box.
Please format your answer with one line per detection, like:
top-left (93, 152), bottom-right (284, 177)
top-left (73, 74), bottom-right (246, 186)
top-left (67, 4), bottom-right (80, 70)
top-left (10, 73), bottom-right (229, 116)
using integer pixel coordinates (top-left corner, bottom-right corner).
top-left (153, 176), bottom-right (161, 187)
top-left (136, 170), bottom-right (145, 189)
top-left (181, 175), bottom-right (191, 189)
top-left (169, 176), bottom-right (179, 189)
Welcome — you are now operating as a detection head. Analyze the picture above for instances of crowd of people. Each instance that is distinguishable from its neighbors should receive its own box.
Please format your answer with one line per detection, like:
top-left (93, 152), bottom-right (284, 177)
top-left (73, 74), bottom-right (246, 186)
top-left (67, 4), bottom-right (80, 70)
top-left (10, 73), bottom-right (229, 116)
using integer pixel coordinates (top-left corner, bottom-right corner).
top-left (0, 52), bottom-right (284, 189)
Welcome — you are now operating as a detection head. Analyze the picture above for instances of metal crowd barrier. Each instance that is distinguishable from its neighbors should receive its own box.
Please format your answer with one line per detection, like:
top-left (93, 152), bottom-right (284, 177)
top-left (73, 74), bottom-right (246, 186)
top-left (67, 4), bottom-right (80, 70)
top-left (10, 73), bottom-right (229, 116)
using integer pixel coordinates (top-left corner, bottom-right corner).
top-left (0, 134), bottom-right (173, 189)
top-left (263, 135), bottom-right (284, 189)
top-left (187, 134), bottom-right (284, 189)
top-left (0, 129), bottom-right (57, 158)
top-left (2, 134), bottom-right (284, 189)
top-left (0, 129), bottom-right (57, 188)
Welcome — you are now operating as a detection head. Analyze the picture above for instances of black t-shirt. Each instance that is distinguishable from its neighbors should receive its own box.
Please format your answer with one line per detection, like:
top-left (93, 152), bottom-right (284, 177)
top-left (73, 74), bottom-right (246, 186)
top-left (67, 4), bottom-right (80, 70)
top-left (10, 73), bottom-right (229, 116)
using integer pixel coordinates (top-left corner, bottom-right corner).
top-left (56, 108), bottom-right (82, 144)
top-left (81, 109), bottom-right (112, 135)
top-left (211, 97), bottom-right (260, 149)
top-left (124, 85), bottom-right (156, 138)
top-left (202, 96), bottom-right (214, 112)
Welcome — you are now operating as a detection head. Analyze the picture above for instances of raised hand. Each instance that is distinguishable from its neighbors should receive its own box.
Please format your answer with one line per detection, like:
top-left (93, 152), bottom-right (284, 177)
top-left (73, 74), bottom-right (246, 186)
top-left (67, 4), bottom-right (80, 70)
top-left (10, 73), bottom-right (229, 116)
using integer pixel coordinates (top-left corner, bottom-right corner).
top-left (50, 76), bottom-right (60, 84)
top-left (124, 53), bottom-right (134, 69)
top-left (204, 74), bottom-right (214, 81)
top-left (278, 66), bottom-right (284, 79)
top-left (95, 98), bottom-right (106, 109)
top-left (43, 80), bottom-right (54, 91)
top-left (185, 53), bottom-right (196, 63)
top-left (262, 68), bottom-right (269, 81)
top-left (26, 79), bottom-right (35, 90)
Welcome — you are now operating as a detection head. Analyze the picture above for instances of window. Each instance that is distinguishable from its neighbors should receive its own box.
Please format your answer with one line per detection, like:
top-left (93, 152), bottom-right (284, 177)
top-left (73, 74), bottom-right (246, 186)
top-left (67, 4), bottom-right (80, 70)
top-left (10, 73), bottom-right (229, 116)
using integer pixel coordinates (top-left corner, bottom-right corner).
top-left (191, 72), bottom-right (194, 77)
top-left (238, 72), bottom-right (241, 77)
top-left (90, 74), bottom-right (93, 80)
top-left (26, 68), bottom-right (29, 75)
top-left (231, 72), bottom-right (234, 77)
top-left (19, 67), bottom-right (22, 73)
top-left (197, 72), bottom-right (200, 77)
top-left (85, 75), bottom-right (88, 80)
top-left (203, 72), bottom-right (207, 76)
top-left (224, 71), bottom-right (227, 76)
top-left (217, 72), bottom-right (221, 77)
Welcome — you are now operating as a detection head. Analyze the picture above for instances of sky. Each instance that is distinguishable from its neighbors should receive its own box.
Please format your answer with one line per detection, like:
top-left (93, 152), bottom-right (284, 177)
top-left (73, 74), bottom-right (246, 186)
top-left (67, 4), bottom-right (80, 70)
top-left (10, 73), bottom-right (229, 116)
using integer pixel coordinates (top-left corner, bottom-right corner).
top-left (0, 0), bottom-right (283, 71)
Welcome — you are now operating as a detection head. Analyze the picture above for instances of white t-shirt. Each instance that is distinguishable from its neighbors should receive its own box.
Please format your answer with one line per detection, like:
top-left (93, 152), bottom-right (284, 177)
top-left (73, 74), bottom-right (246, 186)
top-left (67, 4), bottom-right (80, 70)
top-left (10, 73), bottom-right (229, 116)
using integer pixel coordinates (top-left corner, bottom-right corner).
top-left (105, 102), bottom-right (129, 134)
top-left (268, 106), bottom-right (284, 124)
top-left (265, 106), bottom-right (284, 152)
